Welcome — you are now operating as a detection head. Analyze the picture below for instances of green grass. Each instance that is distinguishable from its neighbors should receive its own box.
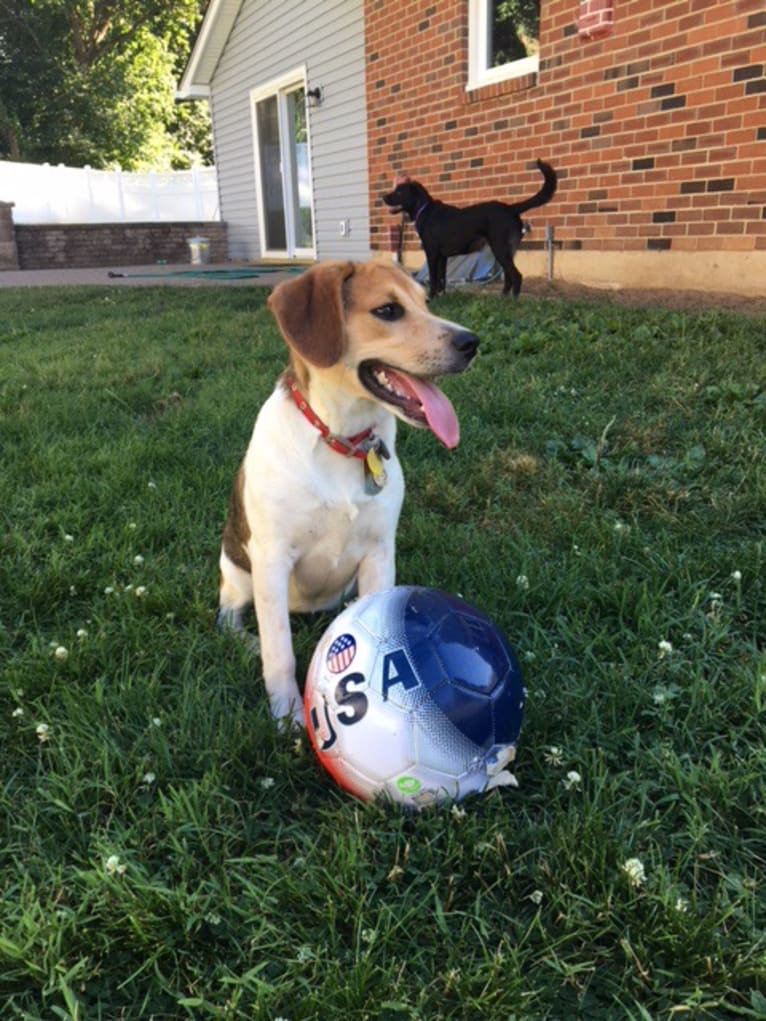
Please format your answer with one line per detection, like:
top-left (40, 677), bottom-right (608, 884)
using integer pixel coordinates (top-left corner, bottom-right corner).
top-left (1, 284), bottom-right (764, 1020)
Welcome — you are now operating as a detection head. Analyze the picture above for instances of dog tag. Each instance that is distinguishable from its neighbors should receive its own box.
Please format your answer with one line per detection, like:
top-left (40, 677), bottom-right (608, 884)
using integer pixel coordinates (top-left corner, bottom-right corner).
top-left (363, 437), bottom-right (389, 494)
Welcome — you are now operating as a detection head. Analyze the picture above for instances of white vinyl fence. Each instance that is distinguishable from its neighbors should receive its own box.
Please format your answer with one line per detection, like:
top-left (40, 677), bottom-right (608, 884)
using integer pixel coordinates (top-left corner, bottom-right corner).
top-left (0, 161), bottom-right (220, 224)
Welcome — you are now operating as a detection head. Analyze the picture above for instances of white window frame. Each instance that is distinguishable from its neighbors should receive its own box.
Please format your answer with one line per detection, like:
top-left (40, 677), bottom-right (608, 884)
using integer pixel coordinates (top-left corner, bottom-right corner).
top-left (250, 66), bottom-right (316, 261)
top-left (467, 0), bottom-right (540, 91)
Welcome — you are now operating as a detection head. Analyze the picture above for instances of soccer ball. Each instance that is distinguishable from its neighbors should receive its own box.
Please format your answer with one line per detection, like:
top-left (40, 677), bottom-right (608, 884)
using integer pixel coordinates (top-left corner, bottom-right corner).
top-left (304, 586), bottom-right (525, 808)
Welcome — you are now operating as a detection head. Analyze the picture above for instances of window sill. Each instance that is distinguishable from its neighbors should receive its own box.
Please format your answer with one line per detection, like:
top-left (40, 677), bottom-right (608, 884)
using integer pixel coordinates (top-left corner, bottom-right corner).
top-left (464, 71), bottom-right (538, 103)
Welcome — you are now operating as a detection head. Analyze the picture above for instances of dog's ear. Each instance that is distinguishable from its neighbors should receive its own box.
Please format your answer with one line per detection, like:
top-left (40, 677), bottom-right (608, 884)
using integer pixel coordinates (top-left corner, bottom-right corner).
top-left (393, 173), bottom-right (410, 186)
top-left (268, 262), bottom-right (354, 368)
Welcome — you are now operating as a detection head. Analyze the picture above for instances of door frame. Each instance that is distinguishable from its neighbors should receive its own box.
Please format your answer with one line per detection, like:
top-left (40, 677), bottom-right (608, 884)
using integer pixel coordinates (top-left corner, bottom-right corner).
top-left (250, 66), bottom-right (316, 260)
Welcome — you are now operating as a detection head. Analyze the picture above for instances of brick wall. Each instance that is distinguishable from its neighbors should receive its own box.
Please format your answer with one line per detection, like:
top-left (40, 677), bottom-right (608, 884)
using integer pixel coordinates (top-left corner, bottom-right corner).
top-left (366, 0), bottom-right (766, 282)
top-left (14, 222), bottom-right (228, 270)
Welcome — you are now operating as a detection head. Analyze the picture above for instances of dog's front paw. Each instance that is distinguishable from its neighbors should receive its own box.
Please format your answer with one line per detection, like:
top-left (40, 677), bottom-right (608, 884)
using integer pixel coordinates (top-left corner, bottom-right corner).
top-left (268, 685), bottom-right (305, 730)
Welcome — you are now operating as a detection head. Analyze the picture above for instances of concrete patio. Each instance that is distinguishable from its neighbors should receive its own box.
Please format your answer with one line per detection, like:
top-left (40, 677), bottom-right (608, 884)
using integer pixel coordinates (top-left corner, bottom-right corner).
top-left (0, 262), bottom-right (304, 288)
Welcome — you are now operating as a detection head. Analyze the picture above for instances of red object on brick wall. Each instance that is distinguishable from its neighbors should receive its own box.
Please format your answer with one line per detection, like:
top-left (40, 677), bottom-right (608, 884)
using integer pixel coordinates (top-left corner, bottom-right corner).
top-left (578, 0), bottom-right (614, 40)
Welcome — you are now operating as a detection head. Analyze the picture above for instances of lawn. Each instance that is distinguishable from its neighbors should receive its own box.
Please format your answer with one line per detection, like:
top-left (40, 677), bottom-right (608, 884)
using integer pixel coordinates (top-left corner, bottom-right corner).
top-left (0, 283), bottom-right (764, 1020)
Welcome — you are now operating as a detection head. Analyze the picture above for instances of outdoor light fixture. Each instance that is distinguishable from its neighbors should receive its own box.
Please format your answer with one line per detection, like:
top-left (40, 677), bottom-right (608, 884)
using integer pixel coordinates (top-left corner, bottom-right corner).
top-left (307, 86), bottom-right (323, 107)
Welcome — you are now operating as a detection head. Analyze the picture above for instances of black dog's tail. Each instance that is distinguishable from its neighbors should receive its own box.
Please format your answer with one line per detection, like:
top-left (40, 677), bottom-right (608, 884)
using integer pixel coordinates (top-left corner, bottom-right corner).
top-left (512, 159), bottom-right (558, 214)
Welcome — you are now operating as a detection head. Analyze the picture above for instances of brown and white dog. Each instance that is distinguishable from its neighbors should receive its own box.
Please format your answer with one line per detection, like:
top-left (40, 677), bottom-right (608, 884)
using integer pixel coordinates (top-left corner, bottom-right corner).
top-left (218, 260), bottom-right (479, 726)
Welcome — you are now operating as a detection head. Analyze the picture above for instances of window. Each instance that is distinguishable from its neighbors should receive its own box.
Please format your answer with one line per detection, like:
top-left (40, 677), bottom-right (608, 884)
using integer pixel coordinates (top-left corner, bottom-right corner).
top-left (468, 0), bottom-right (540, 90)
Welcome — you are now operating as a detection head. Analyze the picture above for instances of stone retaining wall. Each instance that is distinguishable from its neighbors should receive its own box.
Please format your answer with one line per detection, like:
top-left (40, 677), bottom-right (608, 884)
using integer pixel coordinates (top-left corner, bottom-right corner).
top-left (12, 222), bottom-right (227, 270)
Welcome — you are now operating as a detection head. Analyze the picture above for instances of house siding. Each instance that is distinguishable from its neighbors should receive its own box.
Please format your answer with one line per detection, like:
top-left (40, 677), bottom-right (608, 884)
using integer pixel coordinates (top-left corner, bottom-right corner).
top-left (210, 0), bottom-right (370, 262)
top-left (365, 0), bottom-right (766, 292)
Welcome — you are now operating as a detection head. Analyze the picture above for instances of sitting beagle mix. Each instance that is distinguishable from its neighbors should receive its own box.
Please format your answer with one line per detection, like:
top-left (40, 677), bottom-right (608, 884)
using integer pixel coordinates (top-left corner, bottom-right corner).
top-left (218, 260), bottom-right (479, 726)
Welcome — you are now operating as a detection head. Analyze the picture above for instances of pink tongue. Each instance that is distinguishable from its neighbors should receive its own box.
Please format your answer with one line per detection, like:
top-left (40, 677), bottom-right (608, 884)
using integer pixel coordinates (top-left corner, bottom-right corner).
top-left (388, 371), bottom-right (460, 449)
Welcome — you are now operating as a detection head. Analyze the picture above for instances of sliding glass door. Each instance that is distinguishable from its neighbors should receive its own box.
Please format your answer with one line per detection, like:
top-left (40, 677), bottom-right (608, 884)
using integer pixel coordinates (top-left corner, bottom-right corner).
top-left (252, 73), bottom-right (315, 259)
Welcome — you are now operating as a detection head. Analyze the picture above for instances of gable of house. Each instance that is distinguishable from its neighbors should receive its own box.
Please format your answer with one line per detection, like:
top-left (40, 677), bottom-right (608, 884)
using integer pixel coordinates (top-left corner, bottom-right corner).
top-left (180, 0), bottom-right (370, 263)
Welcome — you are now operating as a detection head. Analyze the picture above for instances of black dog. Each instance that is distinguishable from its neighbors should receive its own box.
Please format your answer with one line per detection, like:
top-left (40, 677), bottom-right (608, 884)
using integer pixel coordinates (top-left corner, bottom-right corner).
top-left (382, 159), bottom-right (557, 298)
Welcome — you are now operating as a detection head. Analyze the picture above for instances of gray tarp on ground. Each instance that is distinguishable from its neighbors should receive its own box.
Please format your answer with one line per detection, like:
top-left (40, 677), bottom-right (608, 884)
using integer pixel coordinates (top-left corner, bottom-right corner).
top-left (414, 244), bottom-right (501, 287)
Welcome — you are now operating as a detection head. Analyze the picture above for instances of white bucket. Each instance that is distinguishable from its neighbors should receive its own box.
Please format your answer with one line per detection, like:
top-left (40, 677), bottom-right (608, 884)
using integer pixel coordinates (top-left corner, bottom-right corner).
top-left (187, 236), bottom-right (211, 265)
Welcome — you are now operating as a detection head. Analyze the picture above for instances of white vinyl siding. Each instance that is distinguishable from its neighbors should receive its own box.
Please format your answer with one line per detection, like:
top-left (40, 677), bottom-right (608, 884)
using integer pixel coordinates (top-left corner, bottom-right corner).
top-left (209, 0), bottom-right (369, 262)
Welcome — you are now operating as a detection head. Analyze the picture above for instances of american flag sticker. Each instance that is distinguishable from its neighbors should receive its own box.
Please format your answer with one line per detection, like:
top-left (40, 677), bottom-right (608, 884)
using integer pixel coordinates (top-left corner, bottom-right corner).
top-left (327, 633), bottom-right (357, 674)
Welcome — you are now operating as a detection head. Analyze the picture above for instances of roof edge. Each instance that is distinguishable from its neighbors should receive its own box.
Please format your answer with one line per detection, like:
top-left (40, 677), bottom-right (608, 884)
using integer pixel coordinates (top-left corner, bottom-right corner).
top-left (177, 0), bottom-right (243, 99)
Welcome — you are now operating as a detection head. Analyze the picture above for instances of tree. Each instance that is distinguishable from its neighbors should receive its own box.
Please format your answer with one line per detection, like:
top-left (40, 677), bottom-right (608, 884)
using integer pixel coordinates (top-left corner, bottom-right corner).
top-left (0, 0), bottom-right (212, 169)
top-left (492, 0), bottom-right (540, 66)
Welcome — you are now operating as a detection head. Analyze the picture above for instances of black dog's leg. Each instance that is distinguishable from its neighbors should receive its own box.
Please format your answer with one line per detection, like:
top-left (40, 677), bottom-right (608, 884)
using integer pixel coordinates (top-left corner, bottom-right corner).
top-left (505, 262), bottom-right (523, 298)
top-left (437, 256), bottom-right (448, 296)
top-left (510, 261), bottom-right (522, 298)
top-left (492, 238), bottom-right (523, 298)
top-left (426, 252), bottom-right (441, 299)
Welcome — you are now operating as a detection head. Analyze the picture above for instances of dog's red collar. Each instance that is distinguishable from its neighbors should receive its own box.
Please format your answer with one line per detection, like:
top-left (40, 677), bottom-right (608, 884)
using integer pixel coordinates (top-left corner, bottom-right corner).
top-left (286, 376), bottom-right (373, 459)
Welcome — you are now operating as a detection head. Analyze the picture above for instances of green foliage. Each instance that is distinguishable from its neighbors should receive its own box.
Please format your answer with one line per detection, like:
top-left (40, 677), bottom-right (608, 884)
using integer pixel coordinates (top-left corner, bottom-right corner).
top-left (492, 0), bottom-right (541, 65)
top-left (0, 285), bottom-right (764, 1018)
top-left (0, 0), bottom-right (211, 169)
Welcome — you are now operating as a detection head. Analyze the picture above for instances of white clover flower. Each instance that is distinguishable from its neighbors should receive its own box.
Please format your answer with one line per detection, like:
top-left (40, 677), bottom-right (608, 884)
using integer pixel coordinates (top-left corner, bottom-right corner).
top-left (658, 639), bottom-right (673, 659)
top-left (562, 770), bottom-right (581, 792)
top-left (259, 776), bottom-right (275, 790)
top-left (12, 707), bottom-right (24, 718)
top-left (361, 929), bottom-right (376, 945)
top-left (707, 593), bottom-right (724, 621)
top-left (675, 896), bottom-right (689, 913)
top-left (64, 533), bottom-right (74, 543)
top-left (621, 857), bottom-right (646, 888)
top-left (133, 555), bottom-right (144, 566)
top-left (105, 854), bottom-right (127, 876)
top-left (150, 716), bottom-right (161, 727)
top-left (544, 746), bottom-right (564, 766)
top-left (76, 628), bottom-right (88, 641)
top-left (142, 772), bottom-right (156, 785)
top-left (450, 803), bottom-right (467, 821)
top-left (445, 967), bottom-right (461, 988)
top-left (128, 521), bottom-right (137, 530)
top-left (731, 570), bottom-right (742, 582)
top-left (147, 481), bottom-right (157, 490)
top-left (516, 574), bottom-right (530, 590)
top-left (53, 645), bottom-right (68, 661)
top-left (69, 586), bottom-right (77, 596)
top-left (36, 723), bottom-right (51, 743)
top-left (104, 586), bottom-right (115, 595)
top-left (529, 889), bottom-right (544, 905)
top-left (613, 520), bottom-right (629, 534)
top-left (134, 586), bottom-right (147, 598)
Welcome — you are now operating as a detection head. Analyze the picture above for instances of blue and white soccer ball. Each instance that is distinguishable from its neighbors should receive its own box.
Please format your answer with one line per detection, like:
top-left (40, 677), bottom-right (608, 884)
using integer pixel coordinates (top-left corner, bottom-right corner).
top-left (304, 586), bottom-right (526, 808)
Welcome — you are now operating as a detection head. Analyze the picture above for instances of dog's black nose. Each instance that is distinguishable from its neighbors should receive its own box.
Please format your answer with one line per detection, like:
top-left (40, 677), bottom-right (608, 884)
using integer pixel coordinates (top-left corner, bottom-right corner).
top-left (452, 330), bottom-right (480, 359)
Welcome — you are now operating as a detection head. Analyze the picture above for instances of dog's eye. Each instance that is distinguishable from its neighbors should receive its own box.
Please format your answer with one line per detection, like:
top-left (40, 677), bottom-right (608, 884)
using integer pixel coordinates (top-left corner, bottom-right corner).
top-left (371, 302), bottom-right (405, 322)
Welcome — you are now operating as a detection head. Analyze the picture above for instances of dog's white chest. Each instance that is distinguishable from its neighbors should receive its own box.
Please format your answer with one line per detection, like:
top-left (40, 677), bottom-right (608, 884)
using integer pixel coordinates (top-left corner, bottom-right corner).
top-left (288, 463), bottom-right (402, 608)
top-left (243, 392), bottom-right (403, 612)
